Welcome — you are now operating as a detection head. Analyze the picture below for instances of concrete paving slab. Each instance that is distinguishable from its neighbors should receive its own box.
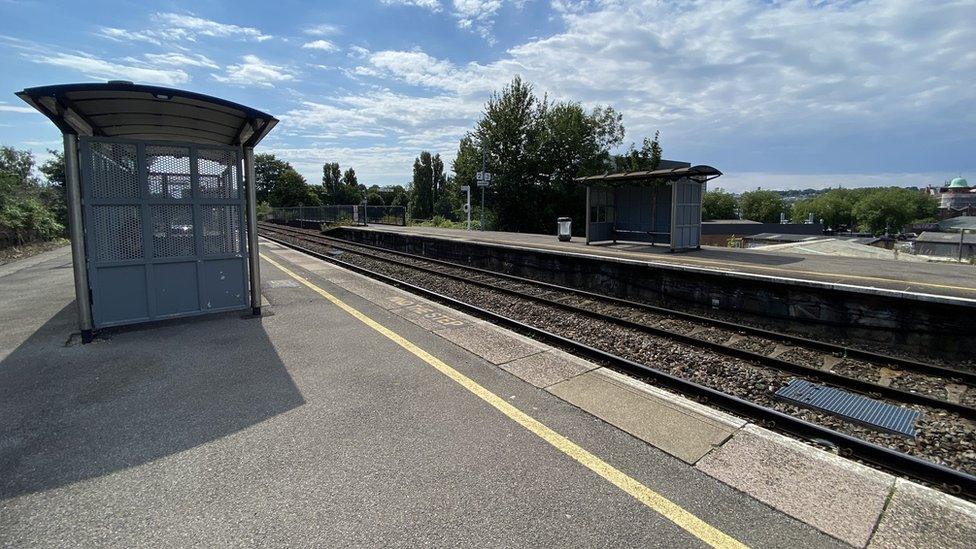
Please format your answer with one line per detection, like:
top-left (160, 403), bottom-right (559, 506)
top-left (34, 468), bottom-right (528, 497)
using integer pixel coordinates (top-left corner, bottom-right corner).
top-left (548, 368), bottom-right (740, 464)
top-left (270, 247), bottom-right (343, 274)
top-left (499, 349), bottom-right (596, 388)
top-left (697, 424), bottom-right (895, 547)
top-left (390, 299), bottom-right (475, 331)
top-left (868, 478), bottom-right (976, 549)
top-left (434, 322), bottom-right (545, 365)
top-left (325, 277), bottom-right (413, 311)
top-left (597, 368), bottom-right (748, 430)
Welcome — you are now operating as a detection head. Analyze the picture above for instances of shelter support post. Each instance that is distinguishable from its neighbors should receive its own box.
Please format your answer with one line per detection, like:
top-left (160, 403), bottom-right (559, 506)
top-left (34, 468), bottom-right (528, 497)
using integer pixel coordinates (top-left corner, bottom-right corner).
top-left (243, 146), bottom-right (262, 316)
top-left (669, 177), bottom-right (678, 252)
top-left (63, 133), bottom-right (94, 342)
top-left (585, 184), bottom-right (591, 245)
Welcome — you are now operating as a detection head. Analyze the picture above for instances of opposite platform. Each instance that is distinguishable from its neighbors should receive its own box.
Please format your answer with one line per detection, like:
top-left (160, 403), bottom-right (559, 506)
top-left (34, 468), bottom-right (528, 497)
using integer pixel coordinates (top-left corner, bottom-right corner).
top-left (340, 224), bottom-right (976, 302)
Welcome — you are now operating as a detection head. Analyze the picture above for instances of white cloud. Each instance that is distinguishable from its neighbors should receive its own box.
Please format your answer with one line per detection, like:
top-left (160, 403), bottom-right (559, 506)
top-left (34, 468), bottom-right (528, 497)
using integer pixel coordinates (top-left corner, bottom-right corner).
top-left (452, 0), bottom-right (504, 41)
top-left (32, 52), bottom-right (189, 86)
top-left (141, 52), bottom-right (219, 69)
top-left (355, 0), bottom-right (976, 149)
top-left (381, 0), bottom-right (442, 10)
top-left (97, 12), bottom-right (272, 45)
top-left (302, 39), bottom-right (339, 52)
top-left (304, 23), bottom-right (342, 36)
top-left (212, 55), bottom-right (296, 87)
top-left (153, 12), bottom-right (272, 41)
top-left (266, 144), bottom-right (424, 184)
top-left (282, 89), bottom-right (479, 138)
top-left (0, 102), bottom-right (38, 114)
top-left (452, 0), bottom-right (502, 23)
top-left (347, 45), bottom-right (370, 58)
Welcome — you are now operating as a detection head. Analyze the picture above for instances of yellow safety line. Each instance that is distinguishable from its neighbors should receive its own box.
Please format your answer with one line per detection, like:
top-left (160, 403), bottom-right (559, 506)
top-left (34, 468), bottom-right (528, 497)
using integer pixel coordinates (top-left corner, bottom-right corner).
top-left (261, 252), bottom-right (748, 549)
top-left (399, 229), bottom-right (976, 294)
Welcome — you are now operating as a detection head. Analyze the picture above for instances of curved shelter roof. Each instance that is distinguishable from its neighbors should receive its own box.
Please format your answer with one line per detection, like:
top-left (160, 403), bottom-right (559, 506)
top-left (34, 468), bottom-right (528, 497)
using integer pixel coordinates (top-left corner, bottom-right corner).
top-left (16, 81), bottom-right (278, 147)
top-left (575, 165), bottom-right (722, 186)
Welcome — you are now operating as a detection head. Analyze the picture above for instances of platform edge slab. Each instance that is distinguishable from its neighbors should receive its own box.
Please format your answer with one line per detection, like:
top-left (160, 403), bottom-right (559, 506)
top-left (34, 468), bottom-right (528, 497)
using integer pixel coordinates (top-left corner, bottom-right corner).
top-left (696, 423), bottom-right (895, 547)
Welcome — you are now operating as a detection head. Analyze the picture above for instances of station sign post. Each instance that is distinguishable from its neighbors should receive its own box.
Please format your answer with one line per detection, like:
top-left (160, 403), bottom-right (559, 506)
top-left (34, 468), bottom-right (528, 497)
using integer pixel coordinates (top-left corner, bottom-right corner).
top-left (461, 185), bottom-right (472, 230)
top-left (475, 172), bottom-right (492, 230)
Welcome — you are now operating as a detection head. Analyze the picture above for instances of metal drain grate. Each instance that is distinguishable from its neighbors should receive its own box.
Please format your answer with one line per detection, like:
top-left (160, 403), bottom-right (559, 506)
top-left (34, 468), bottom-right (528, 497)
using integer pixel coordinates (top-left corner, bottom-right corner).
top-left (776, 379), bottom-right (921, 437)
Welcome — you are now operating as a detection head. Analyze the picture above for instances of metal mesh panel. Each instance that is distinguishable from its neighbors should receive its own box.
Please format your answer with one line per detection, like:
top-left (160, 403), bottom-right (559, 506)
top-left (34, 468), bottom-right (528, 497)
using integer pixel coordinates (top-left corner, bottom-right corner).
top-left (147, 146), bottom-right (192, 199)
top-left (89, 142), bottom-right (139, 199)
top-left (92, 205), bottom-right (143, 261)
top-left (150, 204), bottom-right (195, 258)
top-left (201, 205), bottom-right (241, 255)
top-left (197, 148), bottom-right (239, 199)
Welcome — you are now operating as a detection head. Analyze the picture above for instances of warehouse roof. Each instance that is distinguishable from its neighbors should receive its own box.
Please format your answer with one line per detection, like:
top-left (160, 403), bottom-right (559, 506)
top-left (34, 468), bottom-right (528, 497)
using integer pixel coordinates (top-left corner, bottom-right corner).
top-left (916, 231), bottom-right (976, 244)
top-left (937, 216), bottom-right (976, 232)
top-left (16, 81), bottom-right (278, 147)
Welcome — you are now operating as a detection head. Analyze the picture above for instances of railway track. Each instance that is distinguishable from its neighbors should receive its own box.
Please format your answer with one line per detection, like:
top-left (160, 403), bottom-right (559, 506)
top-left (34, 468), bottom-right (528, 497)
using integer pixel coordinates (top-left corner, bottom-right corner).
top-left (258, 222), bottom-right (976, 498)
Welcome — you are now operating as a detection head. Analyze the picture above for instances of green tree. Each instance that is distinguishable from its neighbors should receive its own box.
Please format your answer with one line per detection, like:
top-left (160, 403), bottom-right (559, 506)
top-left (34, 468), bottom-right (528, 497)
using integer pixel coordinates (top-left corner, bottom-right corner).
top-left (613, 131), bottom-right (662, 172)
top-left (342, 167), bottom-right (358, 188)
top-left (365, 191), bottom-right (385, 206)
top-left (852, 187), bottom-right (931, 234)
top-left (738, 189), bottom-right (785, 223)
top-left (472, 76), bottom-right (546, 231)
top-left (268, 168), bottom-right (320, 207)
top-left (790, 188), bottom-right (857, 229)
top-left (320, 162), bottom-right (342, 204)
top-left (454, 76), bottom-right (624, 233)
top-left (409, 151), bottom-right (437, 219)
top-left (337, 167), bottom-right (364, 204)
top-left (253, 153), bottom-right (293, 204)
top-left (702, 188), bottom-right (737, 220)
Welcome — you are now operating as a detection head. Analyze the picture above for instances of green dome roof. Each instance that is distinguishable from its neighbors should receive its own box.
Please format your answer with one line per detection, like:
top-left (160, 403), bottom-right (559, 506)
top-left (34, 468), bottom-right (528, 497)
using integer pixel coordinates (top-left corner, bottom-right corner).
top-left (949, 177), bottom-right (969, 188)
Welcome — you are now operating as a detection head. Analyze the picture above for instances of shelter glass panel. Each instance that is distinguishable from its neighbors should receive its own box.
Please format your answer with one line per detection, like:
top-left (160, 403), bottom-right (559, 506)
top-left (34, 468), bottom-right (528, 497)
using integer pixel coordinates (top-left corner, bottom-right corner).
top-left (147, 145), bottom-right (192, 199)
top-left (150, 204), bottom-right (195, 258)
top-left (89, 142), bottom-right (138, 199)
top-left (197, 148), bottom-right (240, 199)
top-left (201, 205), bottom-right (242, 255)
top-left (92, 205), bottom-right (143, 261)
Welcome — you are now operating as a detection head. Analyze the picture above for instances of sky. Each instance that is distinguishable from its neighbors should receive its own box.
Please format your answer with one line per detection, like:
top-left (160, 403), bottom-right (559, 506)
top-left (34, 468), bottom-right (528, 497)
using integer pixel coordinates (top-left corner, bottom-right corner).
top-left (0, 0), bottom-right (974, 192)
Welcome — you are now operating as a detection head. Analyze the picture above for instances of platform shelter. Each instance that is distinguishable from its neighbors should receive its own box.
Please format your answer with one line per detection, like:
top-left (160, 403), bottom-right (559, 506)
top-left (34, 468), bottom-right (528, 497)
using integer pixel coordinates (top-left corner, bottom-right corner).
top-left (575, 163), bottom-right (722, 251)
top-left (16, 81), bottom-right (278, 341)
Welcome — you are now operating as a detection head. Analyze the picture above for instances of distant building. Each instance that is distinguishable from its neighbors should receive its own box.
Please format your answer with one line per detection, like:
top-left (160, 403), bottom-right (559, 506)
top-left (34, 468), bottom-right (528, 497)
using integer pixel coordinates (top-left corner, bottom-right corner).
top-left (926, 177), bottom-right (976, 218)
top-left (914, 231), bottom-right (976, 260)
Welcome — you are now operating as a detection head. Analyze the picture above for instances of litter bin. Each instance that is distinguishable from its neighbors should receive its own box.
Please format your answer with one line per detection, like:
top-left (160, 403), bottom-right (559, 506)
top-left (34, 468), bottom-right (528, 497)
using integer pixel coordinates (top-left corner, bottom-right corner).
top-left (557, 217), bottom-right (572, 242)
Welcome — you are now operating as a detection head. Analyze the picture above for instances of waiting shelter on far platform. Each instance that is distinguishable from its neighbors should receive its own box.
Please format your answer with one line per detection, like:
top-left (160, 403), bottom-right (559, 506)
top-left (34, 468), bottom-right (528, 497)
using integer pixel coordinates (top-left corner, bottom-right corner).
top-left (575, 162), bottom-right (722, 252)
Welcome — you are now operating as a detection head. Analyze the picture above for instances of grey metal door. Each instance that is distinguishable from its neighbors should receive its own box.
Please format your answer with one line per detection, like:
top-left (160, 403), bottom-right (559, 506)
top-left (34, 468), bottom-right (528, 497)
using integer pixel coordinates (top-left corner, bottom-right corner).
top-left (670, 177), bottom-right (703, 250)
top-left (80, 137), bottom-right (249, 329)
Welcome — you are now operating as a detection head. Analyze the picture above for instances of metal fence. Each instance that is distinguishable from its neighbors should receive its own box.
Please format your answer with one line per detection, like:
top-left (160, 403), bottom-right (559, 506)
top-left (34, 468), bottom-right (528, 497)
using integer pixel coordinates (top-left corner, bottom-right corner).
top-left (266, 205), bottom-right (406, 228)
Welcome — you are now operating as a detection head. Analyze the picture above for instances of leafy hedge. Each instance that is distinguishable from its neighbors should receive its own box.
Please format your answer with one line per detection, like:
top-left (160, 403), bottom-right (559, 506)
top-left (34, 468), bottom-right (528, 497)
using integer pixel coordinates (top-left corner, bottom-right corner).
top-left (1, 147), bottom-right (66, 247)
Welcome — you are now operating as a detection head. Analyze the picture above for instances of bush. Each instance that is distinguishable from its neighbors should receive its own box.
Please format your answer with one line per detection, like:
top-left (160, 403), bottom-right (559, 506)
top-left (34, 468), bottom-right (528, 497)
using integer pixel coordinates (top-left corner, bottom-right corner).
top-left (256, 201), bottom-right (273, 220)
top-left (1, 196), bottom-right (64, 244)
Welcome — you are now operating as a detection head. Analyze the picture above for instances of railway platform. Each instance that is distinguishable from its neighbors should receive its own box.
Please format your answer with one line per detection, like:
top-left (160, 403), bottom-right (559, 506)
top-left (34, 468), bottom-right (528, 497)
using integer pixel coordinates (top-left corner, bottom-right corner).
top-left (341, 225), bottom-right (976, 302)
top-left (2, 243), bottom-right (975, 547)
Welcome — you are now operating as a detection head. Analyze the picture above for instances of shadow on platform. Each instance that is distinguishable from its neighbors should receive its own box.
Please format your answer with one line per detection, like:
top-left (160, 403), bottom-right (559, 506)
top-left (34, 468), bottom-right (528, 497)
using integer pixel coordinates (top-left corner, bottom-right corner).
top-left (0, 302), bottom-right (304, 500)
top-left (594, 241), bottom-right (805, 266)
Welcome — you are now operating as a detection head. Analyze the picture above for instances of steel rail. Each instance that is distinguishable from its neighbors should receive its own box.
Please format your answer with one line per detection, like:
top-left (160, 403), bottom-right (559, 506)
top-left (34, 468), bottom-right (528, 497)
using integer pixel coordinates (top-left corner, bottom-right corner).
top-left (259, 223), bottom-right (976, 418)
top-left (259, 230), bottom-right (976, 500)
top-left (259, 222), bottom-right (975, 385)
